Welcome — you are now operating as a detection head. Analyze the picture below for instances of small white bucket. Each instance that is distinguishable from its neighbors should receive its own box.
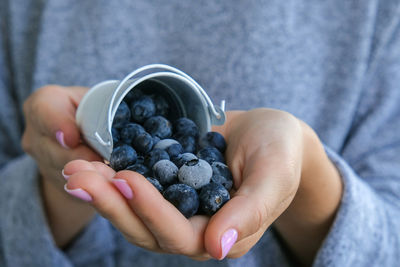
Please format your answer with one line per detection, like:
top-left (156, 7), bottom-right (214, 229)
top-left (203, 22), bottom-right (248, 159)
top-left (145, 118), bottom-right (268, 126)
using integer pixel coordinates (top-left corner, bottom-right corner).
top-left (76, 64), bottom-right (226, 160)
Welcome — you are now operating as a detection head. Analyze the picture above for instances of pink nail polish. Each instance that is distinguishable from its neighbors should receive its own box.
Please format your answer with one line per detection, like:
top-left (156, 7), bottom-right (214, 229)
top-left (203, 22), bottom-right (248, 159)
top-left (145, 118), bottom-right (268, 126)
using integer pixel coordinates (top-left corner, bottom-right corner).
top-left (61, 169), bottom-right (70, 180)
top-left (56, 131), bottom-right (70, 149)
top-left (220, 228), bottom-right (238, 260)
top-left (64, 184), bottom-right (92, 202)
top-left (112, 179), bottom-right (133, 199)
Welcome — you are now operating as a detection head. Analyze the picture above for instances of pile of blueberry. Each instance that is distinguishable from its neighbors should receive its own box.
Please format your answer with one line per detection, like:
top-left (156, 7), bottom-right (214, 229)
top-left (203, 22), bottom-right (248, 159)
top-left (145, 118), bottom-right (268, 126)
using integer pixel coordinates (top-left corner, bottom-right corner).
top-left (110, 89), bottom-right (233, 218)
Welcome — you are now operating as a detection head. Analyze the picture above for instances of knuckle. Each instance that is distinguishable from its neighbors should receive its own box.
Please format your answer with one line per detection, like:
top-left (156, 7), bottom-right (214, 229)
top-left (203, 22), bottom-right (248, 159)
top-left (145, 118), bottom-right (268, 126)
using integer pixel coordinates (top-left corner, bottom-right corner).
top-left (37, 84), bottom-right (63, 95)
top-left (254, 199), bottom-right (270, 231)
top-left (157, 239), bottom-right (190, 255)
top-left (125, 235), bottom-right (158, 251)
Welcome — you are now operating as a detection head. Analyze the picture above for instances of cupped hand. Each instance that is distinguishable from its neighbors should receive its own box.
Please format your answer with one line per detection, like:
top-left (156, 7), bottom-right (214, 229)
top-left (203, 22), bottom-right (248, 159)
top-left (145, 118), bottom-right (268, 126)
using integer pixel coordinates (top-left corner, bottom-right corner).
top-left (64, 108), bottom-right (318, 261)
top-left (22, 85), bottom-right (103, 247)
top-left (22, 85), bottom-right (102, 188)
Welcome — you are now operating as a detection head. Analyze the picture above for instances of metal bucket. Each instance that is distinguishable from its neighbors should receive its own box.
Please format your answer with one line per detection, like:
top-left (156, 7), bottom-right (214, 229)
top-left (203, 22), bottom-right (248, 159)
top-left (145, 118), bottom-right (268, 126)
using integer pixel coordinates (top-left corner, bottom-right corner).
top-left (76, 64), bottom-right (226, 160)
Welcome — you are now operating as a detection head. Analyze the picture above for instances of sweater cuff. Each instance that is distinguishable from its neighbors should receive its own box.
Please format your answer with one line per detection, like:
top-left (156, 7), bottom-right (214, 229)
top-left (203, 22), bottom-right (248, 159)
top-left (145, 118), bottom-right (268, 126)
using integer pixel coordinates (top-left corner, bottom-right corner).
top-left (313, 146), bottom-right (390, 266)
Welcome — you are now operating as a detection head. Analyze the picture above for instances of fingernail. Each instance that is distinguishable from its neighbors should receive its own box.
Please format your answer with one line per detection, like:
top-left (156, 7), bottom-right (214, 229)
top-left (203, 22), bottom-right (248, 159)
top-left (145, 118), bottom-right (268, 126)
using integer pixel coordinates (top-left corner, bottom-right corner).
top-left (112, 179), bottom-right (133, 199)
top-left (56, 131), bottom-right (70, 149)
top-left (220, 228), bottom-right (238, 260)
top-left (64, 184), bottom-right (92, 202)
top-left (61, 169), bottom-right (70, 180)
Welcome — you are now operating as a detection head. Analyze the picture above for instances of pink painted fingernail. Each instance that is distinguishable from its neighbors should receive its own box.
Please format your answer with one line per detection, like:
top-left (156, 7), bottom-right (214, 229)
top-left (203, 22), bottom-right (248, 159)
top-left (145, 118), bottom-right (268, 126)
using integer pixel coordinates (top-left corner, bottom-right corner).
top-left (220, 228), bottom-right (238, 260)
top-left (56, 131), bottom-right (70, 149)
top-left (64, 184), bottom-right (92, 202)
top-left (61, 169), bottom-right (70, 180)
top-left (112, 179), bottom-right (133, 199)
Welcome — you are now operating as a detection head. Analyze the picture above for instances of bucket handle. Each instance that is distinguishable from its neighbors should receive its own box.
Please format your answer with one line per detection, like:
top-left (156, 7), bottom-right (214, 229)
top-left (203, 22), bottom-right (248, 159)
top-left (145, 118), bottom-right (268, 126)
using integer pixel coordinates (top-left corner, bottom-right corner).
top-left (110, 64), bottom-right (225, 125)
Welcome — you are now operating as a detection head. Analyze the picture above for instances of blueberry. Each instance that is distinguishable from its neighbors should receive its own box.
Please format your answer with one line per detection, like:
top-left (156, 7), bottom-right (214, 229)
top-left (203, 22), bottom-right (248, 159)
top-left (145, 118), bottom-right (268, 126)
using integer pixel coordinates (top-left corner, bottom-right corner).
top-left (172, 152), bottom-right (198, 168)
top-left (211, 175), bottom-right (233, 191)
top-left (210, 162), bottom-right (233, 191)
top-left (145, 148), bottom-right (170, 168)
top-left (146, 177), bottom-right (164, 193)
top-left (113, 142), bottom-right (124, 148)
top-left (178, 159), bottom-right (212, 189)
top-left (153, 94), bottom-right (170, 117)
top-left (112, 127), bottom-right (120, 145)
top-left (199, 183), bottom-right (230, 215)
top-left (126, 163), bottom-right (151, 176)
top-left (124, 89), bottom-right (144, 105)
top-left (166, 143), bottom-right (184, 158)
top-left (152, 159), bottom-right (178, 185)
top-left (152, 136), bottom-right (161, 147)
top-left (163, 184), bottom-right (199, 218)
top-left (154, 138), bottom-right (179, 150)
top-left (112, 101), bottom-right (131, 128)
top-left (130, 96), bottom-right (156, 123)
top-left (197, 147), bottom-right (225, 164)
top-left (110, 144), bottom-right (137, 171)
top-left (144, 116), bottom-right (172, 139)
top-left (136, 155), bottom-right (145, 165)
top-left (132, 132), bottom-right (154, 154)
top-left (175, 135), bottom-right (197, 153)
top-left (173, 118), bottom-right (199, 137)
top-left (120, 123), bottom-right (145, 144)
top-left (199, 132), bottom-right (227, 153)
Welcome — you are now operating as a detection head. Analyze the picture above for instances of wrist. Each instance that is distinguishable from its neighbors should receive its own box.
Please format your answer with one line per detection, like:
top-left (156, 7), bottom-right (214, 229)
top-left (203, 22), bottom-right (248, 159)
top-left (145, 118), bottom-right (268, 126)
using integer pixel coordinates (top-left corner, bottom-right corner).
top-left (40, 174), bottom-right (96, 248)
top-left (274, 120), bottom-right (343, 265)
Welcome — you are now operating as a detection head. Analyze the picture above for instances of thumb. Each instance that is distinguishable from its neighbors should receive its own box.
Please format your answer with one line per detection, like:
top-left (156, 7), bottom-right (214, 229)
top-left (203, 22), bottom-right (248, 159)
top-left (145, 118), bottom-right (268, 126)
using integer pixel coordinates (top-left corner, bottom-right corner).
top-left (204, 149), bottom-right (300, 260)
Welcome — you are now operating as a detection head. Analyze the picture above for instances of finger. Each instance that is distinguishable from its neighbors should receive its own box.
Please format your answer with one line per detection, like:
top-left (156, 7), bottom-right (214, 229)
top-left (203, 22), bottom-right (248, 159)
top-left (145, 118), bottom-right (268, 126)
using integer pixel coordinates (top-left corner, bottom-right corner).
top-left (30, 134), bottom-right (102, 185)
top-left (65, 170), bottom-right (159, 250)
top-left (223, 223), bottom-right (266, 259)
top-left (35, 133), bottom-right (102, 166)
top-left (204, 146), bottom-right (301, 260)
top-left (111, 170), bottom-right (209, 256)
top-left (63, 159), bottom-right (115, 180)
top-left (24, 85), bottom-right (88, 149)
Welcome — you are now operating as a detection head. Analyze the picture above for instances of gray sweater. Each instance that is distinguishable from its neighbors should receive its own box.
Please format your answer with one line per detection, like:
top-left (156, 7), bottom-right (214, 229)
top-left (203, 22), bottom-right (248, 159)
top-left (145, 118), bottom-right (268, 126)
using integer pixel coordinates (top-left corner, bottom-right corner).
top-left (1, 1), bottom-right (399, 266)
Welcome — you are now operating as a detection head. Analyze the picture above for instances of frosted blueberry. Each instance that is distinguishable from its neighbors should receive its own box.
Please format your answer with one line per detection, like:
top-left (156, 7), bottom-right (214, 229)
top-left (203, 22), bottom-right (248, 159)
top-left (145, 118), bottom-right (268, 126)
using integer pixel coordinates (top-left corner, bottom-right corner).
top-left (178, 159), bottom-right (212, 189)
top-left (172, 153), bottom-right (198, 168)
top-left (153, 160), bottom-right (178, 185)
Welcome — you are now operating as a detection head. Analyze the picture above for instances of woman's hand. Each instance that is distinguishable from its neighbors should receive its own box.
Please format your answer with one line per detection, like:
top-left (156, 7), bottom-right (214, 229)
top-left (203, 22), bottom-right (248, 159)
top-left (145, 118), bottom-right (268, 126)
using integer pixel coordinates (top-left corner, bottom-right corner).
top-left (22, 85), bottom-right (102, 247)
top-left (64, 109), bottom-right (342, 264)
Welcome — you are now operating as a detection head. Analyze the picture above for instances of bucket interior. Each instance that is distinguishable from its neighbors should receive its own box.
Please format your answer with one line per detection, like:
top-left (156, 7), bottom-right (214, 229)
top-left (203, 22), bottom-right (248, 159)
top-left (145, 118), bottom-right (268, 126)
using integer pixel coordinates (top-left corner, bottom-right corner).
top-left (124, 76), bottom-right (211, 135)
